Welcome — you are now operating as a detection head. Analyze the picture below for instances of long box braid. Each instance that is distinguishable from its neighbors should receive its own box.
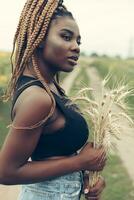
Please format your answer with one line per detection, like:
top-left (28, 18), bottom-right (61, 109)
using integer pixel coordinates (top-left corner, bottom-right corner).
top-left (4, 0), bottom-right (74, 130)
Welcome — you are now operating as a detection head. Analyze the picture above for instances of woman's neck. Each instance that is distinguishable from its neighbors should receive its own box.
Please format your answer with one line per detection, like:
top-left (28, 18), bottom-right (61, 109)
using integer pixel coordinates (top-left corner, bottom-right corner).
top-left (23, 65), bottom-right (56, 84)
top-left (22, 68), bottom-right (62, 97)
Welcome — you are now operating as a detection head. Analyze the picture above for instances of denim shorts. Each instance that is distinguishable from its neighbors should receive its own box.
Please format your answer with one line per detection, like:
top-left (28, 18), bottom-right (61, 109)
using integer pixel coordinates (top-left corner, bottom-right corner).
top-left (17, 171), bottom-right (84, 200)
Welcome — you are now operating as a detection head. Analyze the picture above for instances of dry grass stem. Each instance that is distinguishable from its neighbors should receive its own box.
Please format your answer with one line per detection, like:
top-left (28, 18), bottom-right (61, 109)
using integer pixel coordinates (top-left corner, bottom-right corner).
top-left (71, 76), bottom-right (134, 187)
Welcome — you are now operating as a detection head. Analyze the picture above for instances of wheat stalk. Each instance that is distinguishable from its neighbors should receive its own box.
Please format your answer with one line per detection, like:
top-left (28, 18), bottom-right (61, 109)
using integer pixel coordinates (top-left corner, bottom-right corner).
top-left (71, 77), bottom-right (134, 187)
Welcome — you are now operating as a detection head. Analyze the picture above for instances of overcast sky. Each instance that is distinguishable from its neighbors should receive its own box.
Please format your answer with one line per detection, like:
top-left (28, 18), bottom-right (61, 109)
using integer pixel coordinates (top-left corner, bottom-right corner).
top-left (0, 0), bottom-right (134, 58)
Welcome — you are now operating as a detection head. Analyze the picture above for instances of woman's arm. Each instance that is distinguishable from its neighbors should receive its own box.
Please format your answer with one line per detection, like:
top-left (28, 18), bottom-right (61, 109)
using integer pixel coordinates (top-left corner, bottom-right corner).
top-left (0, 86), bottom-right (106, 185)
top-left (0, 87), bottom-right (81, 185)
top-left (0, 155), bottom-right (81, 185)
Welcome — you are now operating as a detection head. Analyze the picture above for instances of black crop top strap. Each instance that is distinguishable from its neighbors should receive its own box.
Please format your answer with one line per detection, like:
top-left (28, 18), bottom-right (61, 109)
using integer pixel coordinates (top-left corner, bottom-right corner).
top-left (11, 75), bottom-right (89, 160)
top-left (11, 76), bottom-right (44, 121)
top-left (11, 75), bottom-right (69, 120)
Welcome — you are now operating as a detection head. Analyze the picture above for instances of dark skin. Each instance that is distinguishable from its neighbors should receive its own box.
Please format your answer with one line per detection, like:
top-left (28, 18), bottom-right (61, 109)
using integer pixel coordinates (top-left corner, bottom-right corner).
top-left (0, 16), bottom-right (106, 199)
top-left (83, 173), bottom-right (106, 200)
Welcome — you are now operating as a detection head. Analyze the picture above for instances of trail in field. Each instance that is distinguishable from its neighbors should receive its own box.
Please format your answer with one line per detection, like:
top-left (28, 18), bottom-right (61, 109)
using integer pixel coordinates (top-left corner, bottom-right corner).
top-left (0, 186), bottom-right (20, 200)
top-left (86, 66), bottom-right (134, 186)
top-left (0, 66), bottom-right (81, 200)
top-left (61, 65), bottom-right (81, 94)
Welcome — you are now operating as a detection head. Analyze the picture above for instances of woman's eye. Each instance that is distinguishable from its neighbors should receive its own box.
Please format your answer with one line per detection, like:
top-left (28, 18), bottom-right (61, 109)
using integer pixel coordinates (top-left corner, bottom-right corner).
top-left (62, 35), bottom-right (71, 41)
top-left (61, 34), bottom-right (82, 45)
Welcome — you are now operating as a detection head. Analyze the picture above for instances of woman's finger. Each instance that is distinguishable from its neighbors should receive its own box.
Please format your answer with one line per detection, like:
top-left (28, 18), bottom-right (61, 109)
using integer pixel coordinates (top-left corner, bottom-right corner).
top-left (84, 176), bottom-right (105, 200)
top-left (83, 171), bottom-right (90, 194)
top-left (88, 176), bottom-right (106, 196)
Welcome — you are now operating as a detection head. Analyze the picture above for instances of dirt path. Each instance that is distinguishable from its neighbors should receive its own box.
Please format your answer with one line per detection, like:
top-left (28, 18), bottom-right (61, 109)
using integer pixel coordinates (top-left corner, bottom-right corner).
top-left (61, 65), bottom-right (81, 94)
top-left (0, 185), bottom-right (20, 200)
top-left (0, 66), bottom-right (81, 200)
top-left (86, 67), bottom-right (134, 186)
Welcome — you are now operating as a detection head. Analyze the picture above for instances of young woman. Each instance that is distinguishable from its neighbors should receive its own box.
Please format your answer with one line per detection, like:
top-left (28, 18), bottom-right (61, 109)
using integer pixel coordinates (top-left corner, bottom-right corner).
top-left (0, 0), bottom-right (106, 199)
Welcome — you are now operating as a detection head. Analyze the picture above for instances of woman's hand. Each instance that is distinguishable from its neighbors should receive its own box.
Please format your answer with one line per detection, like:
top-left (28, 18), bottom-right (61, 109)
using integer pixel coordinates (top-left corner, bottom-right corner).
top-left (83, 173), bottom-right (106, 200)
top-left (78, 142), bottom-right (106, 172)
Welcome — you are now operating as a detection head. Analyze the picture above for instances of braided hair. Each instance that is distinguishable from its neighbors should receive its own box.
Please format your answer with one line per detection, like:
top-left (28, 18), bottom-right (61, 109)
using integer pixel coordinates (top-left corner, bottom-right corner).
top-left (4, 0), bottom-right (74, 130)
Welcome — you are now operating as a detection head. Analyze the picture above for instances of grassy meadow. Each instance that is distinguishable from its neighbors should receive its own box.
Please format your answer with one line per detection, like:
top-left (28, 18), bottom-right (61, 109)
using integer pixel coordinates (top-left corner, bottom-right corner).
top-left (91, 56), bottom-right (134, 116)
top-left (0, 52), bottom-right (134, 199)
top-left (0, 52), bottom-right (11, 147)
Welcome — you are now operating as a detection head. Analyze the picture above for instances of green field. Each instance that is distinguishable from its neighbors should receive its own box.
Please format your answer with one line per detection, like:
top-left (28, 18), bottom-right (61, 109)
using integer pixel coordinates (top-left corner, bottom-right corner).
top-left (91, 56), bottom-right (134, 114)
top-left (0, 52), bottom-right (134, 199)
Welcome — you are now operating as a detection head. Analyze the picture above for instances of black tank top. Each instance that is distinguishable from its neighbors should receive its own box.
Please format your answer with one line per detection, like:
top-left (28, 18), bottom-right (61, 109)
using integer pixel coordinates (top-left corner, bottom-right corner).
top-left (11, 75), bottom-right (89, 160)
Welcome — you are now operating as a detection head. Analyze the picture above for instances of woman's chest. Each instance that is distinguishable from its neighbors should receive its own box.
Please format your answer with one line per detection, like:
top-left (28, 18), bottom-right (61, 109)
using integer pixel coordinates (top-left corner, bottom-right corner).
top-left (42, 98), bottom-right (89, 139)
top-left (34, 98), bottom-right (89, 158)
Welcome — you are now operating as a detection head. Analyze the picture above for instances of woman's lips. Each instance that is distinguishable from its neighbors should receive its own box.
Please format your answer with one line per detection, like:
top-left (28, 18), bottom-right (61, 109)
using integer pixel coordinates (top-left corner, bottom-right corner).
top-left (67, 58), bottom-right (77, 65)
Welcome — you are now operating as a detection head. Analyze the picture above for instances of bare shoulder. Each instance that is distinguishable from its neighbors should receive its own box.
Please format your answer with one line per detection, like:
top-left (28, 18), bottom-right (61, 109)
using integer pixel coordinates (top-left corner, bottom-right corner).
top-left (13, 85), bottom-right (55, 128)
top-left (0, 86), bottom-right (55, 170)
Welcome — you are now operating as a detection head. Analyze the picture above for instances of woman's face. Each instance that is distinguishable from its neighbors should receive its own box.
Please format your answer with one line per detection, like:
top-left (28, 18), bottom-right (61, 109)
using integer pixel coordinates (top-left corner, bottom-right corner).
top-left (41, 16), bottom-right (81, 72)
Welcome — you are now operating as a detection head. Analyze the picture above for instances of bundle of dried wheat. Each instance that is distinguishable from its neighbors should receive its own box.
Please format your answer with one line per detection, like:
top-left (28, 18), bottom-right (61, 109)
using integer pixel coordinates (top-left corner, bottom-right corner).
top-left (70, 75), bottom-right (134, 187)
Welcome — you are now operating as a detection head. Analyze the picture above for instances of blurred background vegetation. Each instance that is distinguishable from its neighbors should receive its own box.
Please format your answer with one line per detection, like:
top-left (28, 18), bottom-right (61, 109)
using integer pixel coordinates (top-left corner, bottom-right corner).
top-left (0, 51), bottom-right (134, 199)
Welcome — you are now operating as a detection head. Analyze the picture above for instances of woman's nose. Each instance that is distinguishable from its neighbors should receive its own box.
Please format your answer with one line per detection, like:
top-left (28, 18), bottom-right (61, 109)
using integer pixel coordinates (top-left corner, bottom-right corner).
top-left (71, 41), bottom-right (80, 54)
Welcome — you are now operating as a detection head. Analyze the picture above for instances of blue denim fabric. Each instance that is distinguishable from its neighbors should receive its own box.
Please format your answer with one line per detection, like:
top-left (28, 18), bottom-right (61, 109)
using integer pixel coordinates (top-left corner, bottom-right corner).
top-left (17, 171), bottom-right (84, 200)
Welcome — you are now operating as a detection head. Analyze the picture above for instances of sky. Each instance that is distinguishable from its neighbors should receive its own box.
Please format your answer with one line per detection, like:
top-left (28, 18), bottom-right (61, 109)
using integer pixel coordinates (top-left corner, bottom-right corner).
top-left (0, 0), bottom-right (134, 58)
